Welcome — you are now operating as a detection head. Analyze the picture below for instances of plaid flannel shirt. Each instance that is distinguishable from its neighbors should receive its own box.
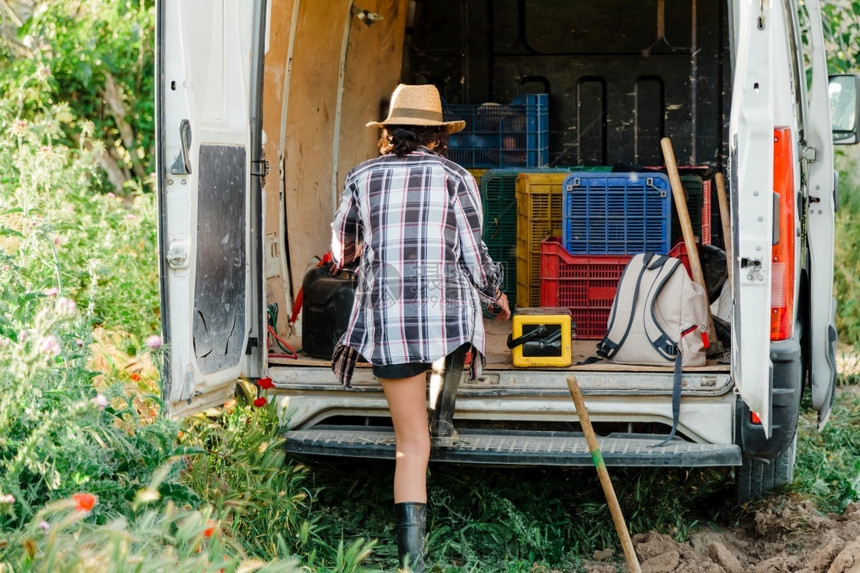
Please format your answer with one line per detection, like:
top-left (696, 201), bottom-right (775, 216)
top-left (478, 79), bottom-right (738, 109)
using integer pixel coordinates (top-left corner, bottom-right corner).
top-left (330, 147), bottom-right (502, 387)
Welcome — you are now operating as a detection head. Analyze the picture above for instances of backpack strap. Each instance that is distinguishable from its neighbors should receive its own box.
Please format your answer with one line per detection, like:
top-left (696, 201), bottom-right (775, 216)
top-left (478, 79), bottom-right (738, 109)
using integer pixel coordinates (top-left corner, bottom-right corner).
top-left (596, 252), bottom-right (654, 359)
top-left (637, 255), bottom-right (685, 448)
top-left (643, 256), bottom-right (684, 361)
top-left (651, 351), bottom-right (683, 447)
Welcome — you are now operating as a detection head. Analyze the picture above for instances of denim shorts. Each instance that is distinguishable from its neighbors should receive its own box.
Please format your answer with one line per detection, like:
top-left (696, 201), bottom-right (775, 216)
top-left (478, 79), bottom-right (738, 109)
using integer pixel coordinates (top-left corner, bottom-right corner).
top-left (371, 343), bottom-right (471, 380)
top-left (371, 361), bottom-right (432, 379)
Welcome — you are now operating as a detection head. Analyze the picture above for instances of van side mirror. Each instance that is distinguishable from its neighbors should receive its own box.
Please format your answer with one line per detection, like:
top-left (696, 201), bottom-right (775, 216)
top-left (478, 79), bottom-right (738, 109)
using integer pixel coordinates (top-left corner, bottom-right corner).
top-left (829, 74), bottom-right (860, 145)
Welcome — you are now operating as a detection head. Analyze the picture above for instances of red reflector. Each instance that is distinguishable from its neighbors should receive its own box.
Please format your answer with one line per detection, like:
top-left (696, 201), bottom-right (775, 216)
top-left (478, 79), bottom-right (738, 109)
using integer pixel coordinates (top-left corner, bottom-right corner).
top-left (750, 411), bottom-right (762, 425)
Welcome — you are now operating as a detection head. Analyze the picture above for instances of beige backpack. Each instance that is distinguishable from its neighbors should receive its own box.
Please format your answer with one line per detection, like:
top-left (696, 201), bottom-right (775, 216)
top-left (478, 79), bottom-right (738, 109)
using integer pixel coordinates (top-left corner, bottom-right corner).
top-left (595, 252), bottom-right (710, 444)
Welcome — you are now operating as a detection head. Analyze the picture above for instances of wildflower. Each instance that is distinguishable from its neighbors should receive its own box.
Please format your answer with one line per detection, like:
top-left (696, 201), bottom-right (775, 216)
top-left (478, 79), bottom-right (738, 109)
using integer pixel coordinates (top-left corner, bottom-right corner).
top-left (75, 338), bottom-right (84, 348)
top-left (43, 287), bottom-right (59, 297)
top-left (37, 335), bottom-right (60, 356)
top-left (130, 373), bottom-right (141, 382)
top-left (257, 377), bottom-right (274, 390)
top-left (253, 397), bottom-right (267, 408)
top-left (72, 493), bottom-right (97, 512)
top-left (146, 335), bottom-right (163, 349)
top-left (107, 192), bottom-right (116, 199)
top-left (38, 520), bottom-right (50, 533)
top-left (57, 297), bottom-right (76, 315)
top-left (0, 494), bottom-right (14, 504)
top-left (203, 520), bottom-right (217, 538)
top-left (53, 236), bottom-right (66, 246)
top-left (92, 394), bottom-right (108, 411)
top-left (126, 214), bottom-right (136, 221)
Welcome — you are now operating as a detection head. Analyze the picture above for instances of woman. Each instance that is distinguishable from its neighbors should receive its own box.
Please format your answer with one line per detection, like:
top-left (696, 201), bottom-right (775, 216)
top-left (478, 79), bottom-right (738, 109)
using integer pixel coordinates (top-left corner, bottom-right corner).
top-left (330, 83), bottom-right (510, 572)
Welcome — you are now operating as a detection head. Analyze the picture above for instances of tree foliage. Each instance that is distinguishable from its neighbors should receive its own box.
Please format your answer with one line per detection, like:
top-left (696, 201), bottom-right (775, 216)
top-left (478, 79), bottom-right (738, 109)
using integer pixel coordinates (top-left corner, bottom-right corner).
top-left (0, 0), bottom-right (155, 193)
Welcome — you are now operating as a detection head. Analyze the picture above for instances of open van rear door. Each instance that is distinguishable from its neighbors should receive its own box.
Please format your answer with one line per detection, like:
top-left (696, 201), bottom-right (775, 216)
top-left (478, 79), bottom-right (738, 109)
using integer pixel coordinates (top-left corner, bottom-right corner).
top-left (803, 0), bottom-right (837, 427)
top-left (728, 0), bottom-right (774, 436)
top-left (155, 0), bottom-right (266, 417)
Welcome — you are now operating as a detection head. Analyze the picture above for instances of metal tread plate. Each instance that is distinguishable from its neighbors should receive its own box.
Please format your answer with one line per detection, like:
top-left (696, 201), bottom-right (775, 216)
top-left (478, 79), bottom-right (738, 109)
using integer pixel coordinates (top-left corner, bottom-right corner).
top-left (284, 425), bottom-right (741, 467)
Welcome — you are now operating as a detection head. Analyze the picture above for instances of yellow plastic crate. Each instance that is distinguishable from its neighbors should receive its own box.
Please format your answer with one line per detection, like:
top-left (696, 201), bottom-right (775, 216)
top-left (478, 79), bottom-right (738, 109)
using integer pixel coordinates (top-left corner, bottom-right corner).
top-left (516, 172), bottom-right (567, 308)
top-left (468, 168), bottom-right (488, 187)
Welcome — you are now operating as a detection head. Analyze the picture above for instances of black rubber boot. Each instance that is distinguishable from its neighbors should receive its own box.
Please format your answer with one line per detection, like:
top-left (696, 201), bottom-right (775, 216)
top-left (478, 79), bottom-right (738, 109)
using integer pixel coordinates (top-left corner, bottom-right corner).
top-left (395, 502), bottom-right (426, 572)
top-left (429, 344), bottom-right (469, 447)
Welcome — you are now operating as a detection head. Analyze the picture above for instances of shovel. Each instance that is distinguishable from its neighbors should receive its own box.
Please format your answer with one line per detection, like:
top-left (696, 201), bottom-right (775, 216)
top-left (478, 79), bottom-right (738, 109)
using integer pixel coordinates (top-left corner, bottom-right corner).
top-left (567, 375), bottom-right (642, 573)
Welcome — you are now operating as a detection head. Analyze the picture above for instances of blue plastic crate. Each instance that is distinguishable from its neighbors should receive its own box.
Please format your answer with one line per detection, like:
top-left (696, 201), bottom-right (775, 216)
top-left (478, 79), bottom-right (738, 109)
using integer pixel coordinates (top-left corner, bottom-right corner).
top-left (562, 172), bottom-right (672, 255)
top-left (444, 94), bottom-right (549, 168)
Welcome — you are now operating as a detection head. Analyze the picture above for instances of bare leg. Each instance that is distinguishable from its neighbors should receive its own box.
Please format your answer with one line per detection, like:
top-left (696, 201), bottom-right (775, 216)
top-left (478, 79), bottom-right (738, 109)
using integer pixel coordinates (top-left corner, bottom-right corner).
top-left (381, 373), bottom-right (430, 503)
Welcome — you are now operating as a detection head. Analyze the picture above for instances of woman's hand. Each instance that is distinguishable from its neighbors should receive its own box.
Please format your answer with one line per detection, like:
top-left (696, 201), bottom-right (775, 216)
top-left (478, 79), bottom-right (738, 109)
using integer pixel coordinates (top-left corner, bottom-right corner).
top-left (491, 291), bottom-right (511, 321)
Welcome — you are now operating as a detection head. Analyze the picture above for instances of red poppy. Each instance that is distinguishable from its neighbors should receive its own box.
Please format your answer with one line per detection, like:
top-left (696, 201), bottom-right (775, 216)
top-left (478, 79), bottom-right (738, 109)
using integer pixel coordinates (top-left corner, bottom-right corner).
top-left (73, 493), bottom-right (97, 512)
top-left (257, 377), bottom-right (274, 389)
top-left (253, 397), bottom-right (267, 407)
top-left (203, 520), bottom-right (217, 538)
top-left (130, 373), bottom-right (141, 382)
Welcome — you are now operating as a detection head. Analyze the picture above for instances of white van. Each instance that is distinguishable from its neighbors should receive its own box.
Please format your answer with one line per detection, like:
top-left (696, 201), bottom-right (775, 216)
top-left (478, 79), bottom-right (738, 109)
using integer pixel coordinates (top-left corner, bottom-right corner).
top-left (155, 0), bottom-right (860, 501)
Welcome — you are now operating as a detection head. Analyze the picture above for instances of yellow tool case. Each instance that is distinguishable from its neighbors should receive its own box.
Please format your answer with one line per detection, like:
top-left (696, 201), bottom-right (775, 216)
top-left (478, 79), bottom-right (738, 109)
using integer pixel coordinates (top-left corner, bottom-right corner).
top-left (506, 307), bottom-right (574, 367)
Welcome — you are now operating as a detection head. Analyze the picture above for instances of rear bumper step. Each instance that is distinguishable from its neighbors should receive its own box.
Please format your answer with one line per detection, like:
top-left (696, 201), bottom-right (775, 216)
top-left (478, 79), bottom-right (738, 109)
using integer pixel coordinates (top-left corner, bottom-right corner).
top-left (284, 426), bottom-right (742, 467)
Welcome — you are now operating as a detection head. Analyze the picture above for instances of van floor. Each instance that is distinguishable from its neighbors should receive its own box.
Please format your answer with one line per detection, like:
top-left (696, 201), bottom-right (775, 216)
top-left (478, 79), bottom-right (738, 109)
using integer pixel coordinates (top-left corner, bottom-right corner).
top-left (268, 318), bottom-right (730, 373)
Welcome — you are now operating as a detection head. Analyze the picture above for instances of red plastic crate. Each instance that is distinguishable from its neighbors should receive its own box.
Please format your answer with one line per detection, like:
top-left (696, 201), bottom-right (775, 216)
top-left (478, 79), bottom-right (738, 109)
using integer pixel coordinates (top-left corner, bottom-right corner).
top-left (668, 241), bottom-right (692, 278)
top-left (539, 238), bottom-right (631, 339)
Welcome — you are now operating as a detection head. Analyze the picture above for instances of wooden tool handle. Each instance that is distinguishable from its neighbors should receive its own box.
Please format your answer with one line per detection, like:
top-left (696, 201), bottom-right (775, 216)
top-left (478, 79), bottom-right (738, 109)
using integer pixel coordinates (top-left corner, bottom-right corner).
top-left (715, 172), bottom-right (732, 287)
top-left (567, 376), bottom-right (642, 573)
top-left (660, 138), bottom-right (722, 353)
top-left (660, 138), bottom-right (705, 288)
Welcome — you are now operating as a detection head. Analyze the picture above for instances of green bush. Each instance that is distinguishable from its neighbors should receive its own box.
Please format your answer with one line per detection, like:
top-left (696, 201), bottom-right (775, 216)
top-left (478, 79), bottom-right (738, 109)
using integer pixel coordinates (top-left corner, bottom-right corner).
top-left (834, 148), bottom-right (860, 348)
top-left (1, 0), bottom-right (155, 189)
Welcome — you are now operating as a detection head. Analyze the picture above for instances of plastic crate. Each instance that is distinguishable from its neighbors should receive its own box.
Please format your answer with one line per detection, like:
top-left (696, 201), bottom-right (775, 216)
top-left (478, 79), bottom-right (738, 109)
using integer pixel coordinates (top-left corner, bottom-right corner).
top-left (445, 94), bottom-right (549, 168)
top-left (515, 172), bottom-right (569, 308)
top-left (539, 238), bottom-right (631, 339)
top-left (562, 172), bottom-right (673, 255)
top-left (671, 175), bottom-right (712, 246)
top-left (468, 168), bottom-right (488, 186)
top-left (481, 169), bottom-right (522, 303)
top-left (668, 241), bottom-right (692, 278)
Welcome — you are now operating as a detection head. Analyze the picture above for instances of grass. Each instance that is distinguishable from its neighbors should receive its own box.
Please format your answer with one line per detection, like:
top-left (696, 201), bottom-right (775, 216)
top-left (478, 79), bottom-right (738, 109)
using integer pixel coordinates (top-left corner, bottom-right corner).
top-left (300, 456), bottom-right (735, 570)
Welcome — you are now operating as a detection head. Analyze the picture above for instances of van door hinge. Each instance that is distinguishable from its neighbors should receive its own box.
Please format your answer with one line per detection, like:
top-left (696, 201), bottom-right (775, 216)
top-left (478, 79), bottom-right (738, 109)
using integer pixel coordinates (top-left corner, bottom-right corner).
top-left (251, 159), bottom-right (269, 178)
top-left (245, 337), bottom-right (258, 354)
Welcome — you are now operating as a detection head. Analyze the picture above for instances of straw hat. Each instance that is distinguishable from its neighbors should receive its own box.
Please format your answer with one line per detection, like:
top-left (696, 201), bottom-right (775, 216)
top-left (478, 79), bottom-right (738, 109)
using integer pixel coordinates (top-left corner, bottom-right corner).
top-left (366, 84), bottom-right (465, 134)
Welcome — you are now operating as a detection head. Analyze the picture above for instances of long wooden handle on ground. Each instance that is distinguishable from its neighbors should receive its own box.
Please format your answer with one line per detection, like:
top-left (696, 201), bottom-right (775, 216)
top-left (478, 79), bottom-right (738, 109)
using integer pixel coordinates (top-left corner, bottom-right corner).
top-left (660, 137), bottom-right (722, 355)
top-left (715, 172), bottom-right (732, 287)
top-left (566, 376), bottom-right (642, 573)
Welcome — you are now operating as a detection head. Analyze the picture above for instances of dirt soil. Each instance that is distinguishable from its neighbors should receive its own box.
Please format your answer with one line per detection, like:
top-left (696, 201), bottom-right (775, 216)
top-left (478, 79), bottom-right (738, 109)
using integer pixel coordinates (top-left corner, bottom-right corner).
top-left (580, 497), bottom-right (860, 572)
top-left (581, 361), bottom-right (860, 573)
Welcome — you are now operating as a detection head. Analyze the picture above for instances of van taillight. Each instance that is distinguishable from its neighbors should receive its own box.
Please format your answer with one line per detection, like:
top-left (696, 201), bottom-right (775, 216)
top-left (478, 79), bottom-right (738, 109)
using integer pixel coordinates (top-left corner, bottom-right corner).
top-left (771, 128), bottom-right (795, 341)
top-left (750, 411), bottom-right (762, 425)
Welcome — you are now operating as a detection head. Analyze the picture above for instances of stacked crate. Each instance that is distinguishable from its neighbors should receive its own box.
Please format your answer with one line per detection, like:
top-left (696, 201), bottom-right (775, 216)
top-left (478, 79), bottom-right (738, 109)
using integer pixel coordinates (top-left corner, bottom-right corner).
top-left (482, 169), bottom-right (572, 307)
top-left (539, 172), bottom-right (674, 339)
top-left (480, 169), bottom-right (522, 305)
top-left (515, 171), bottom-right (570, 308)
top-left (539, 238), bottom-right (630, 338)
top-left (444, 94), bottom-right (549, 169)
top-left (672, 175), bottom-right (712, 246)
top-left (562, 172), bottom-right (673, 255)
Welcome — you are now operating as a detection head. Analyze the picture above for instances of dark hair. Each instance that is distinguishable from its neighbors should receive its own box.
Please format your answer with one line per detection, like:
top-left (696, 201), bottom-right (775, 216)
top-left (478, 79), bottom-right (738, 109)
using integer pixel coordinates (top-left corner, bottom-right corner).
top-left (379, 126), bottom-right (449, 157)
